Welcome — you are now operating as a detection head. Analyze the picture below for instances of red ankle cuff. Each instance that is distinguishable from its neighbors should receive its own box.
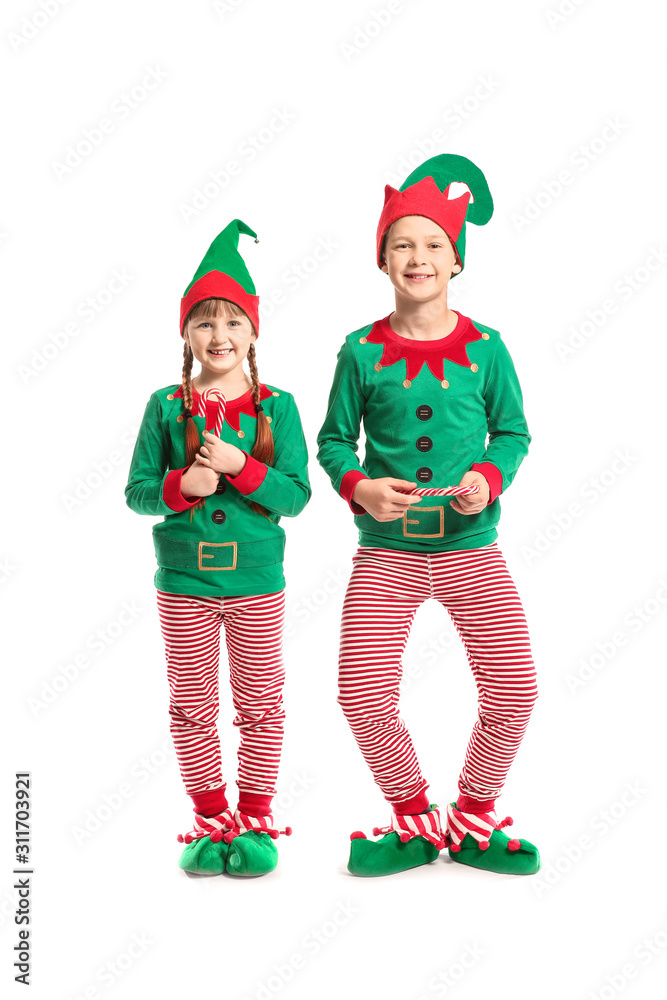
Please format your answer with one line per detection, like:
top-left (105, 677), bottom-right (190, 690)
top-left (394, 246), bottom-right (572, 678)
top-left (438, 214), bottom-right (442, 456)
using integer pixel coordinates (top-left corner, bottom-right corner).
top-left (238, 791), bottom-right (273, 817)
top-left (191, 786), bottom-right (228, 817)
top-left (456, 794), bottom-right (497, 814)
top-left (392, 791), bottom-right (431, 816)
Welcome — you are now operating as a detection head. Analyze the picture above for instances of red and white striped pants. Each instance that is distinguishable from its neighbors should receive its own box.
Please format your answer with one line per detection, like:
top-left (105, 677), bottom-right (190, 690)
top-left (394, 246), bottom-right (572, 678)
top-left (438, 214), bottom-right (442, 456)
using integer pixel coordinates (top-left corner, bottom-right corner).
top-left (338, 543), bottom-right (538, 812)
top-left (156, 589), bottom-right (286, 800)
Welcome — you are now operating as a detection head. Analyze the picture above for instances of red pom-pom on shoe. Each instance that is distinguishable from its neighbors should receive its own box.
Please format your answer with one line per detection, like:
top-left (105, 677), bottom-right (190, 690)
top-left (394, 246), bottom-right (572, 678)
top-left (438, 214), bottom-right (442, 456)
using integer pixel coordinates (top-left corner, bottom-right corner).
top-left (399, 832), bottom-right (411, 843)
top-left (479, 839), bottom-right (490, 851)
top-left (350, 831), bottom-right (367, 841)
top-left (449, 842), bottom-right (461, 853)
top-left (498, 816), bottom-right (513, 829)
top-left (177, 834), bottom-right (184, 843)
top-left (284, 827), bottom-right (293, 836)
top-left (508, 838), bottom-right (521, 851)
top-left (372, 827), bottom-right (382, 836)
top-left (184, 833), bottom-right (194, 844)
top-left (209, 829), bottom-right (223, 843)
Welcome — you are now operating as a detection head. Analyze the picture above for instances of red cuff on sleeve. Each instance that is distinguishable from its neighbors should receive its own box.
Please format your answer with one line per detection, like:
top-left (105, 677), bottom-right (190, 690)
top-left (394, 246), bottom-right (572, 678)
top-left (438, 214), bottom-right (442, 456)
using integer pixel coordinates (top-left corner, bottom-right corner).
top-left (163, 468), bottom-right (202, 511)
top-left (340, 470), bottom-right (370, 515)
top-left (225, 451), bottom-right (268, 494)
top-left (471, 462), bottom-right (503, 504)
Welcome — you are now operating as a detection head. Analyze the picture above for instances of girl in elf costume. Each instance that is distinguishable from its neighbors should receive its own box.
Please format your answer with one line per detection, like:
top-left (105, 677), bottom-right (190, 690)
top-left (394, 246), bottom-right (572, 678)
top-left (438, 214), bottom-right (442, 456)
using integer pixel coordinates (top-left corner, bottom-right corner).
top-left (317, 154), bottom-right (540, 877)
top-left (125, 220), bottom-right (311, 876)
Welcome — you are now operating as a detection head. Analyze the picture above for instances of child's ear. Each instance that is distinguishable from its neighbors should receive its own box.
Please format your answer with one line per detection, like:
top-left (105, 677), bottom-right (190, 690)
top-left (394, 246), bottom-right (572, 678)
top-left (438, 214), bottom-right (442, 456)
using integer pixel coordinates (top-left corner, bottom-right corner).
top-left (380, 259), bottom-right (388, 273)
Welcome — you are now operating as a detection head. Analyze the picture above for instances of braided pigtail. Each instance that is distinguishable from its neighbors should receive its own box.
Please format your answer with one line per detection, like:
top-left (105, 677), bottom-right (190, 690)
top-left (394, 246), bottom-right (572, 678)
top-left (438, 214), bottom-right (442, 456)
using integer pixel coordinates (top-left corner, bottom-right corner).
top-left (181, 337), bottom-right (207, 520)
top-left (246, 342), bottom-right (274, 520)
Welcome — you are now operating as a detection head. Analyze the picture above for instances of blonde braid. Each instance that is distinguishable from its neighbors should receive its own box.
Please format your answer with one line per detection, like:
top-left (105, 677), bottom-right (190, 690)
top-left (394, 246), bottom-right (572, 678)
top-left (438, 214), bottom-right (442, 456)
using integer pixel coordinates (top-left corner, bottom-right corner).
top-left (181, 337), bottom-right (207, 519)
top-left (245, 343), bottom-right (273, 518)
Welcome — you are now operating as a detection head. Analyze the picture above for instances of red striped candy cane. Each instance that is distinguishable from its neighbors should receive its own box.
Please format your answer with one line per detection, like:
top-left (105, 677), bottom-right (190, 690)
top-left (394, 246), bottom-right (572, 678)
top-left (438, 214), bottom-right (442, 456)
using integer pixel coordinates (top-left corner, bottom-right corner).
top-left (408, 485), bottom-right (480, 497)
top-left (200, 386), bottom-right (227, 437)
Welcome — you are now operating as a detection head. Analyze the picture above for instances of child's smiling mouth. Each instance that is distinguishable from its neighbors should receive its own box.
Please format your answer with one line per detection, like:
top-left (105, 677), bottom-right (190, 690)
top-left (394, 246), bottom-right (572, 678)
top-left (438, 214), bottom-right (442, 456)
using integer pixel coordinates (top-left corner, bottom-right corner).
top-left (404, 273), bottom-right (433, 281)
top-left (208, 348), bottom-right (232, 356)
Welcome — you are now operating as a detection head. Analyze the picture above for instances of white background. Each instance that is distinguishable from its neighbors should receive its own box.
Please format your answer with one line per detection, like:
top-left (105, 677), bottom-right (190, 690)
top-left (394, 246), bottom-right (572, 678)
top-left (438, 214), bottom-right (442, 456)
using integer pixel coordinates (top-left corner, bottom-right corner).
top-left (2, 1), bottom-right (666, 998)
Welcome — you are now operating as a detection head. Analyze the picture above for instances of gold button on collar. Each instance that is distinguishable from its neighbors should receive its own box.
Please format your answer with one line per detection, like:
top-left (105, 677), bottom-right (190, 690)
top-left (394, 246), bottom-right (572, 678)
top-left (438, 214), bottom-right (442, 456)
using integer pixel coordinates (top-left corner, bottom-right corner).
top-left (272, 391), bottom-right (280, 396)
top-left (266, 415), bottom-right (272, 424)
top-left (167, 393), bottom-right (174, 400)
top-left (403, 379), bottom-right (411, 388)
top-left (238, 430), bottom-right (245, 438)
top-left (441, 379), bottom-right (449, 389)
top-left (359, 336), bottom-right (367, 344)
top-left (176, 414), bottom-right (183, 422)
top-left (482, 333), bottom-right (490, 340)
top-left (374, 362), bottom-right (382, 372)
top-left (471, 363), bottom-right (479, 373)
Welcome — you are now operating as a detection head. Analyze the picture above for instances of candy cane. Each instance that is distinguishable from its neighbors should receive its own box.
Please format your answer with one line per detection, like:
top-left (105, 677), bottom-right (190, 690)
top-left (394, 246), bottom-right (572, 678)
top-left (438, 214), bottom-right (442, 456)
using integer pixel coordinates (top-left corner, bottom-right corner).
top-left (407, 485), bottom-right (480, 497)
top-left (200, 386), bottom-right (227, 437)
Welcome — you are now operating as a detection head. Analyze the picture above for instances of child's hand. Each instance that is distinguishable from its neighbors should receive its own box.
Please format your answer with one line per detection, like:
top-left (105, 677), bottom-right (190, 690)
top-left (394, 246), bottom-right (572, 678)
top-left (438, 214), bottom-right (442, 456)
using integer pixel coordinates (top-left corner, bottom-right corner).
top-left (449, 471), bottom-right (489, 514)
top-left (180, 463), bottom-right (220, 498)
top-left (196, 430), bottom-right (248, 477)
top-left (352, 478), bottom-right (422, 522)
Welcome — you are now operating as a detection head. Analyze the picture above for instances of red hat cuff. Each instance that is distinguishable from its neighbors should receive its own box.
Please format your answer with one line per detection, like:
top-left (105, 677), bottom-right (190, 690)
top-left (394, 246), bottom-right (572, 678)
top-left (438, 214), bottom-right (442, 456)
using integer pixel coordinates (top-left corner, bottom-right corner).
top-left (180, 271), bottom-right (260, 337)
top-left (376, 176), bottom-right (470, 268)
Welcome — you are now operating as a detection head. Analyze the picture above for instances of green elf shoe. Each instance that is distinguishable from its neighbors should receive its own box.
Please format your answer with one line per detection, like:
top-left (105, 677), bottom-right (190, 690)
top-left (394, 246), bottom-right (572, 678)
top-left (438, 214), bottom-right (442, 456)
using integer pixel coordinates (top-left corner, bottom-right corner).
top-left (224, 809), bottom-right (292, 877)
top-left (176, 810), bottom-right (234, 875)
top-left (347, 804), bottom-right (446, 877)
top-left (445, 801), bottom-right (540, 875)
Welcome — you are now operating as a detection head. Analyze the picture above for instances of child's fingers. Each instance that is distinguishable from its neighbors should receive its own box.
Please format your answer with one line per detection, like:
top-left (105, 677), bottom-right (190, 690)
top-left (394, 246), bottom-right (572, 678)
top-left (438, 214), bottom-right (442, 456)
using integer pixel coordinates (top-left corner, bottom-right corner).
top-left (389, 492), bottom-right (421, 506)
top-left (388, 485), bottom-right (421, 501)
top-left (450, 500), bottom-right (485, 515)
top-left (389, 479), bottom-right (419, 490)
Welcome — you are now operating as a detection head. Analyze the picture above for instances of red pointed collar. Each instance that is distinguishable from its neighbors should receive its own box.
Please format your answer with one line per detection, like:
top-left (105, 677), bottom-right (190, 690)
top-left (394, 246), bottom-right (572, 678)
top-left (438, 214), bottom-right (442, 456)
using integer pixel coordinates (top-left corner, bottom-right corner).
top-left (365, 311), bottom-right (483, 381)
top-left (171, 382), bottom-right (273, 432)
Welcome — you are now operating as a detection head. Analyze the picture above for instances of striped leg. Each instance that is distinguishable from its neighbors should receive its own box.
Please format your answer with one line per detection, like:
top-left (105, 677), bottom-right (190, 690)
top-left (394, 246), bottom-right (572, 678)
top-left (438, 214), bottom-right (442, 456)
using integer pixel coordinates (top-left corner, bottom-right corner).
top-left (430, 543), bottom-right (538, 803)
top-left (221, 590), bottom-right (286, 801)
top-left (338, 546), bottom-right (431, 810)
top-left (156, 589), bottom-right (226, 796)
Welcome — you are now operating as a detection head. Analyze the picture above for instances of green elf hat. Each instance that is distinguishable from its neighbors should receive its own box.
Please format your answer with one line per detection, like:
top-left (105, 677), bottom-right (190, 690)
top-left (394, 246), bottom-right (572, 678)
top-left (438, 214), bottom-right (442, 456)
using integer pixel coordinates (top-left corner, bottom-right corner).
top-left (377, 154), bottom-right (494, 277)
top-left (180, 219), bottom-right (260, 337)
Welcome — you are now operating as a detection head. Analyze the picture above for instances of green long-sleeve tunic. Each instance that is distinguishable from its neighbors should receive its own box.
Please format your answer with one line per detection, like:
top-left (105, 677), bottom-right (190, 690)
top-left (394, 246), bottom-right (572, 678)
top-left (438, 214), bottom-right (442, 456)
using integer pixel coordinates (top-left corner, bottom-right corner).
top-left (125, 382), bottom-right (311, 596)
top-left (316, 310), bottom-right (530, 552)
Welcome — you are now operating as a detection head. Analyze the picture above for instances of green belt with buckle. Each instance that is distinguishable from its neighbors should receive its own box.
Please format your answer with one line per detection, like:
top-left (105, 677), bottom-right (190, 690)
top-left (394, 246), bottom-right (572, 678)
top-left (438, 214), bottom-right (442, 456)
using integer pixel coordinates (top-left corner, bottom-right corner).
top-left (153, 533), bottom-right (285, 572)
top-left (402, 504), bottom-right (445, 538)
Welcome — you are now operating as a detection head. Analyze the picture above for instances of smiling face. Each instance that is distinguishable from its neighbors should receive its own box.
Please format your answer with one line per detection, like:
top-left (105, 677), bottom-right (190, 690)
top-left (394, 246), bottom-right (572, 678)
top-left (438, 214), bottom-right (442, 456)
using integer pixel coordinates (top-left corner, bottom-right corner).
top-left (183, 298), bottom-right (256, 382)
top-left (380, 215), bottom-right (461, 304)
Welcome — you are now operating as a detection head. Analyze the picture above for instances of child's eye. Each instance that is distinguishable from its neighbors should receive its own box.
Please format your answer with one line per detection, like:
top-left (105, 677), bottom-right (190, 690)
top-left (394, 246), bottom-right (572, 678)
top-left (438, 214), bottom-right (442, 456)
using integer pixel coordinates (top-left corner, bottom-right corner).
top-left (228, 320), bottom-right (240, 327)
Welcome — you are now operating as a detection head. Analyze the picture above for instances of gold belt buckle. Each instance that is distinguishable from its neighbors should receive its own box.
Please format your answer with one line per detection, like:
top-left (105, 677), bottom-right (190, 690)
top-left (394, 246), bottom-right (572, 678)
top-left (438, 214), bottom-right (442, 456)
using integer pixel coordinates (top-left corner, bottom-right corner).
top-left (198, 540), bottom-right (238, 571)
top-left (403, 505), bottom-right (445, 538)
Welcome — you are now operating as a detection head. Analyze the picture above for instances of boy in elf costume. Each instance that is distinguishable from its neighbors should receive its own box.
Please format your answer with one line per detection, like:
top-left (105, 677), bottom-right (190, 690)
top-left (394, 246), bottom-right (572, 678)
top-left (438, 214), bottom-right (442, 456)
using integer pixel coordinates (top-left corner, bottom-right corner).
top-left (317, 154), bottom-right (540, 877)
